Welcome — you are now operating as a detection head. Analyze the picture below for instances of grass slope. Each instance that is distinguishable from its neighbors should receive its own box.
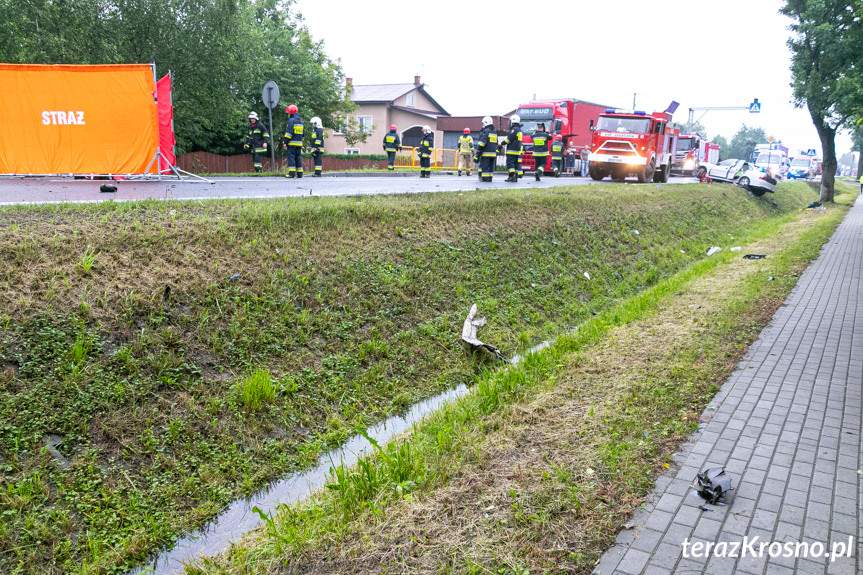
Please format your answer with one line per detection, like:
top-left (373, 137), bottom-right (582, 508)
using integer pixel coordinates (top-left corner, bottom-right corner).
top-left (0, 181), bottom-right (828, 573)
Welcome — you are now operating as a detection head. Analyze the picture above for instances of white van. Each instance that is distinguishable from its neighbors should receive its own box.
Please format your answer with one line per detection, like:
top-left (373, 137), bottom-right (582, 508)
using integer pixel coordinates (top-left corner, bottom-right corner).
top-left (755, 151), bottom-right (790, 179)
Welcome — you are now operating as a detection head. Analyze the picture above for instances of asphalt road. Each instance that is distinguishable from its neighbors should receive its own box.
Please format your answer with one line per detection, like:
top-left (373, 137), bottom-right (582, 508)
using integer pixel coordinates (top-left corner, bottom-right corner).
top-left (0, 172), bottom-right (698, 206)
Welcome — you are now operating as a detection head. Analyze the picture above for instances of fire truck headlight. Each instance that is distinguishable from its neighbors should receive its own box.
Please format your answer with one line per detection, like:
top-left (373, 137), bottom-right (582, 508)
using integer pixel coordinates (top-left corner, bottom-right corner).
top-left (684, 159), bottom-right (694, 169)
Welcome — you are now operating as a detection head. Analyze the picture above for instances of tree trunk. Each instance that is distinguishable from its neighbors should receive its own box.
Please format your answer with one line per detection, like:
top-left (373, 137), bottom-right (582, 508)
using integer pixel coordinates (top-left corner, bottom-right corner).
top-left (856, 152), bottom-right (862, 179)
top-left (809, 104), bottom-right (836, 202)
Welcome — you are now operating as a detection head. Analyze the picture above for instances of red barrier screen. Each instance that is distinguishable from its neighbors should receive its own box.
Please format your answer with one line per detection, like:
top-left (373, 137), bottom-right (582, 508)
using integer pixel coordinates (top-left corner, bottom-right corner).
top-left (0, 63), bottom-right (160, 174)
top-left (156, 73), bottom-right (176, 170)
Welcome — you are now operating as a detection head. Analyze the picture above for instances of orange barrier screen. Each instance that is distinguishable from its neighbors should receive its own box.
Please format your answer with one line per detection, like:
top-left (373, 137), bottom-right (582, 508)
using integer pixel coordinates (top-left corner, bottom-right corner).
top-left (0, 64), bottom-right (159, 174)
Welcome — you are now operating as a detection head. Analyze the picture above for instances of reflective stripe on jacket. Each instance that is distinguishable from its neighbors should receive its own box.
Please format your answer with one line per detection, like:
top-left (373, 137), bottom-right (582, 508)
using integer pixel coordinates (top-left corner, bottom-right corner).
top-left (532, 130), bottom-right (550, 157)
top-left (419, 132), bottom-right (434, 158)
top-left (284, 115), bottom-right (304, 146)
top-left (503, 125), bottom-right (522, 155)
top-left (476, 125), bottom-right (498, 157)
top-left (383, 131), bottom-right (401, 152)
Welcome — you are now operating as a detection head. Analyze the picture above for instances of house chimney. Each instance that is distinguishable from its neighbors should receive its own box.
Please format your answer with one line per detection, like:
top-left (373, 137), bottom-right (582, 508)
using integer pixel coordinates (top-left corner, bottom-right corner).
top-left (414, 75), bottom-right (421, 86)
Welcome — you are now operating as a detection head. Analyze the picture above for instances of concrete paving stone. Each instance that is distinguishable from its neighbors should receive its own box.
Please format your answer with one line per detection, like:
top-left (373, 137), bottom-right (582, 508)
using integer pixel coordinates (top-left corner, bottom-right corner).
top-left (749, 508), bottom-right (779, 531)
top-left (642, 509), bottom-right (674, 533)
top-left (761, 477), bottom-right (788, 498)
top-left (615, 525), bottom-right (638, 547)
top-left (836, 455), bottom-right (857, 470)
top-left (787, 473), bottom-right (812, 493)
top-left (835, 467), bottom-right (858, 484)
top-left (746, 456), bottom-right (771, 472)
top-left (791, 460), bottom-right (815, 478)
top-left (654, 493), bottom-right (683, 514)
top-left (809, 484), bottom-right (832, 504)
top-left (735, 481), bottom-right (762, 500)
top-left (725, 457), bottom-right (748, 475)
top-left (833, 481), bottom-right (857, 501)
top-left (806, 500), bottom-right (832, 523)
top-left (740, 426), bottom-right (762, 439)
top-left (630, 527), bottom-right (664, 554)
top-left (811, 471), bottom-right (834, 488)
top-left (723, 513), bottom-right (752, 536)
top-left (675, 557), bottom-right (709, 574)
top-left (692, 517), bottom-right (725, 541)
top-left (670, 503), bottom-right (703, 528)
top-left (779, 504), bottom-right (806, 525)
top-left (762, 563), bottom-right (795, 575)
top-left (774, 520), bottom-right (803, 542)
top-left (641, 564), bottom-right (672, 575)
top-left (829, 513), bottom-right (856, 535)
top-left (615, 548), bottom-right (652, 575)
top-left (796, 559), bottom-right (827, 575)
top-left (646, 541), bottom-right (682, 571)
top-left (825, 558), bottom-right (858, 575)
top-left (662, 522), bottom-right (695, 548)
top-left (771, 451), bottom-right (794, 467)
top-left (756, 492), bottom-right (783, 512)
top-left (766, 464), bottom-right (791, 482)
top-left (591, 549), bottom-right (623, 575)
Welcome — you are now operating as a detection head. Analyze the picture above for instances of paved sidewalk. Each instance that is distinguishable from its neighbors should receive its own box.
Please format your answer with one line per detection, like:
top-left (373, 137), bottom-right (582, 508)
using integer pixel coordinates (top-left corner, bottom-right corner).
top-left (593, 197), bottom-right (863, 575)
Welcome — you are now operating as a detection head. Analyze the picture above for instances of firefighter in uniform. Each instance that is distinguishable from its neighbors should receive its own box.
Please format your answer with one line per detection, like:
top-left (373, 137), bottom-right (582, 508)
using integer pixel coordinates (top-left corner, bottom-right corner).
top-left (283, 104), bottom-right (304, 178)
top-left (457, 128), bottom-right (474, 176)
top-left (501, 114), bottom-right (523, 182)
top-left (531, 122), bottom-right (550, 181)
top-left (551, 134), bottom-right (565, 177)
top-left (382, 125), bottom-right (401, 170)
top-left (244, 112), bottom-right (269, 173)
top-left (310, 116), bottom-right (324, 177)
top-left (418, 125), bottom-right (434, 178)
top-left (474, 116), bottom-right (498, 183)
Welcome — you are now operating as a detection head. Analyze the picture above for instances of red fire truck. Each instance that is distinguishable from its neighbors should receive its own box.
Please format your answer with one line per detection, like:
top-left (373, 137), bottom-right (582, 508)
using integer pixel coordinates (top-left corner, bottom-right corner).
top-left (515, 99), bottom-right (615, 173)
top-left (671, 134), bottom-right (720, 176)
top-left (587, 107), bottom-right (679, 183)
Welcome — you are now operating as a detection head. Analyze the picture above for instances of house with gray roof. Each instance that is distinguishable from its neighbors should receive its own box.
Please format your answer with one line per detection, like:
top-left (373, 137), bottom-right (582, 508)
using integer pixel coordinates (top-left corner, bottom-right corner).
top-left (325, 76), bottom-right (450, 155)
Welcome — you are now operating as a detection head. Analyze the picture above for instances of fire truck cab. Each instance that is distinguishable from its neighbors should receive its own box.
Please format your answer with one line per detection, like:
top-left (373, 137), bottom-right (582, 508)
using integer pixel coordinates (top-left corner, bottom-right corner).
top-left (588, 109), bottom-right (678, 183)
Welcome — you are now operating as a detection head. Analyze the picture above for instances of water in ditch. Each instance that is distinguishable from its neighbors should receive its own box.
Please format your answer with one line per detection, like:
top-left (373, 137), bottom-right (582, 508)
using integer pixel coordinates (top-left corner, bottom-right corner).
top-left (132, 334), bottom-right (559, 574)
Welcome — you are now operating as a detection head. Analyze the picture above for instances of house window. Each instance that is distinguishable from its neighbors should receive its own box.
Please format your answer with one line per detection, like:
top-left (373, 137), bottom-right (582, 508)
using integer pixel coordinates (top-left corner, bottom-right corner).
top-left (345, 148), bottom-right (360, 155)
top-left (358, 116), bottom-right (373, 134)
top-left (406, 92), bottom-right (415, 107)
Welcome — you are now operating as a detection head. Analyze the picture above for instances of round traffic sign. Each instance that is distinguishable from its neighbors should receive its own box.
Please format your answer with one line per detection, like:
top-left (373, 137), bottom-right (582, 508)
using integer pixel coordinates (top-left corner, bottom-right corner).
top-left (262, 81), bottom-right (280, 110)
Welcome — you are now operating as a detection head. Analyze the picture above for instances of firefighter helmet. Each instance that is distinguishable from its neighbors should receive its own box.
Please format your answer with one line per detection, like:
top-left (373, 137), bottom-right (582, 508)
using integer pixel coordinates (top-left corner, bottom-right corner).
top-left (510, 114), bottom-right (520, 124)
top-left (482, 116), bottom-right (493, 127)
top-left (423, 125), bottom-right (431, 133)
top-left (390, 125), bottom-right (397, 131)
top-left (310, 116), bottom-right (322, 128)
top-left (286, 104), bottom-right (298, 114)
top-left (554, 134), bottom-right (562, 140)
top-left (463, 127), bottom-right (470, 134)
top-left (248, 111), bottom-right (258, 120)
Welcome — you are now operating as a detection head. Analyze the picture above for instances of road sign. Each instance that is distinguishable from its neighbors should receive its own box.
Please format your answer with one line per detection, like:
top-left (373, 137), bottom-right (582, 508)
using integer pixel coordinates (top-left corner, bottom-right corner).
top-left (262, 81), bottom-right (280, 171)
top-left (262, 81), bottom-right (280, 110)
top-left (749, 98), bottom-right (761, 113)
top-left (767, 136), bottom-right (775, 143)
top-left (806, 149), bottom-right (816, 156)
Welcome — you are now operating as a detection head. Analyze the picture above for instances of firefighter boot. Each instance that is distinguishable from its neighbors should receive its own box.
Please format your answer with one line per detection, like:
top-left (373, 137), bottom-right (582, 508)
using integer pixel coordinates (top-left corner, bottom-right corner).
top-left (535, 170), bottom-right (541, 182)
top-left (314, 169), bottom-right (322, 177)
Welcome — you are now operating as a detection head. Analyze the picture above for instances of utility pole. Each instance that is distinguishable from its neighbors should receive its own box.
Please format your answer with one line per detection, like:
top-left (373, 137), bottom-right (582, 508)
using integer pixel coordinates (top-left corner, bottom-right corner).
top-left (632, 93), bottom-right (637, 110)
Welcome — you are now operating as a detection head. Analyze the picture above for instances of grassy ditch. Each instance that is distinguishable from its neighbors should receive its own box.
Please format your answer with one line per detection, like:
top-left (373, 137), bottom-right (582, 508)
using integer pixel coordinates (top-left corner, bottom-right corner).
top-left (186, 181), bottom-right (853, 574)
top-left (0, 180), bottom-right (831, 574)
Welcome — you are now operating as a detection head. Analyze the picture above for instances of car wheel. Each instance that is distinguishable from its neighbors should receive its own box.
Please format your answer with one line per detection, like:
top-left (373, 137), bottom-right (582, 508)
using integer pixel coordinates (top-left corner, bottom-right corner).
top-left (695, 166), bottom-right (707, 179)
top-left (751, 188), bottom-right (766, 197)
top-left (737, 176), bottom-right (750, 189)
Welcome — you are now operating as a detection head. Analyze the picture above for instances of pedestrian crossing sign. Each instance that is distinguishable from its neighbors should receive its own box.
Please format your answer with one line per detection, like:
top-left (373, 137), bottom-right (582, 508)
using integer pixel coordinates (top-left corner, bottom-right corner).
top-left (749, 99), bottom-right (761, 113)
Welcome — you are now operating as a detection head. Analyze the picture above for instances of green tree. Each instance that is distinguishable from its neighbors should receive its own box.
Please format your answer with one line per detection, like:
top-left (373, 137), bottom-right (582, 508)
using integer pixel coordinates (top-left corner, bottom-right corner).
top-left (713, 135), bottom-right (729, 161)
top-left (0, 0), bottom-right (350, 156)
top-left (781, 0), bottom-right (863, 201)
top-left (726, 125), bottom-right (767, 162)
top-left (852, 126), bottom-right (863, 177)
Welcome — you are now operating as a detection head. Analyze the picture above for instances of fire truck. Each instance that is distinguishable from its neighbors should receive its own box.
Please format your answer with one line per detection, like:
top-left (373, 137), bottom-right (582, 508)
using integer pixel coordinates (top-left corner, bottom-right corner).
top-left (671, 134), bottom-right (720, 176)
top-left (587, 107), bottom-right (679, 183)
top-left (514, 99), bottom-right (615, 173)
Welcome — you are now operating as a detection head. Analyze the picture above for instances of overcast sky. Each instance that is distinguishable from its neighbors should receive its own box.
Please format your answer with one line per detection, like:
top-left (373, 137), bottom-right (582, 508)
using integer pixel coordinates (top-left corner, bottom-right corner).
top-left (293, 0), bottom-right (853, 158)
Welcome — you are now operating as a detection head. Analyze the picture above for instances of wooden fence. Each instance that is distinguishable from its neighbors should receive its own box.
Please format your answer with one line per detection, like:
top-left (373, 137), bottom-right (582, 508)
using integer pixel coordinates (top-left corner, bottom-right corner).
top-left (176, 151), bottom-right (389, 174)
